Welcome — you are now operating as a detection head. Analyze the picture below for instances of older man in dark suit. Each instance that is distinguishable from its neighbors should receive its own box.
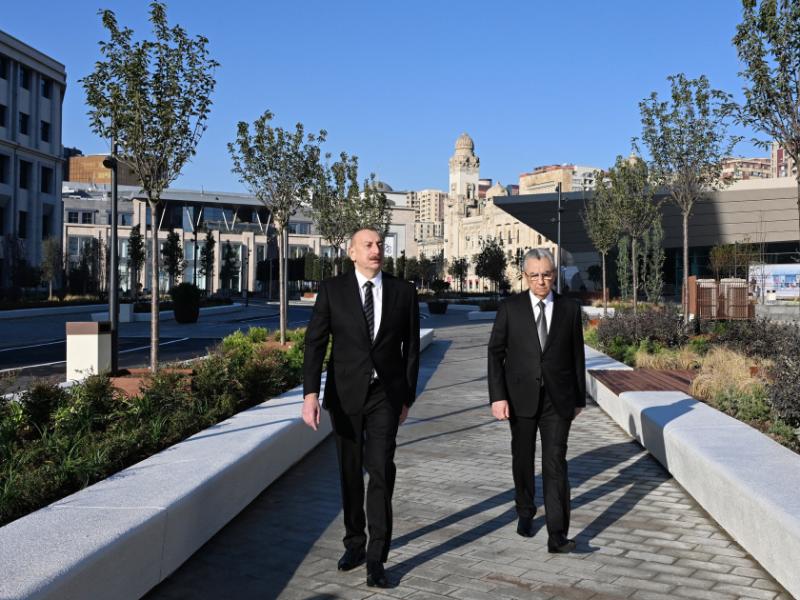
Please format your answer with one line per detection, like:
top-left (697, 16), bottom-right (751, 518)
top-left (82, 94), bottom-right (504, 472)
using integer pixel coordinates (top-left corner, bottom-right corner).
top-left (488, 248), bottom-right (586, 553)
top-left (302, 227), bottom-right (420, 588)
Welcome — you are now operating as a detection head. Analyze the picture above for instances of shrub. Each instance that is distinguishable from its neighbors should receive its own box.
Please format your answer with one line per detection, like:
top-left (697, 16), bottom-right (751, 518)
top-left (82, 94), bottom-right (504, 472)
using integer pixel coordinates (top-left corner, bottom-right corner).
top-left (691, 347), bottom-right (766, 404)
top-left (596, 306), bottom-right (686, 353)
top-left (479, 299), bottom-right (499, 312)
top-left (53, 375), bottom-right (117, 437)
top-left (247, 327), bottom-right (269, 343)
top-left (18, 382), bottom-right (68, 437)
top-left (768, 355), bottom-right (800, 427)
top-left (634, 345), bottom-right (702, 370)
top-left (169, 283), bottom-right (201, 323)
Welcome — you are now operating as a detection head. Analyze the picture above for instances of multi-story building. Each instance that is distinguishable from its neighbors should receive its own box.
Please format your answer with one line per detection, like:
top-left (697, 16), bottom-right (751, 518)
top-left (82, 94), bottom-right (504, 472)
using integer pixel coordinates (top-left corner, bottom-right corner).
top-left (0, 30), bottom-right (66, 285)
top-left (721, 156), bottom-right (771, 181)
top-left (65, 154), bottom-right (141, 186)
top-left (62, 182), bottom-right (416, 295)
top-left (771, 142), bottom-right (797, 179)
top-left (518, 163), bottom-right (598, 195)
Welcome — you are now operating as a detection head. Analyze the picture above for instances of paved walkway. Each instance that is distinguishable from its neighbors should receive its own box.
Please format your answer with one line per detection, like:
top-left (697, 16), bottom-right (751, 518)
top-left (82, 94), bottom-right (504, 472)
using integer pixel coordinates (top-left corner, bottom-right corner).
top-left (146, 321), bottom-right (791, 600)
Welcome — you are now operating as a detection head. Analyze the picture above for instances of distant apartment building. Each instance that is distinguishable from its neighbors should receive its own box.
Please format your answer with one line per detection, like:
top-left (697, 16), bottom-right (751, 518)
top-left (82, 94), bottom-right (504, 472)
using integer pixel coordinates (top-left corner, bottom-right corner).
top-left (518, 163), bottom-right (598, 195)
top-left (721, 156), bottom-right (771, 181)
top-left (0, 30), bottom-right (66, 285)
top-left (65, 154), bottom-right (141, 186)
top-left (771, 142), bottom-right (797, 179)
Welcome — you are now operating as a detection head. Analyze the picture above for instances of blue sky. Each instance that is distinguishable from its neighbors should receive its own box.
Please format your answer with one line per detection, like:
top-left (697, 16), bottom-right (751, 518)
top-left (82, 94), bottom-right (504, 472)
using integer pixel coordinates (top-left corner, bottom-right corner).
top-left (5, 0), bottom-right (762, 193)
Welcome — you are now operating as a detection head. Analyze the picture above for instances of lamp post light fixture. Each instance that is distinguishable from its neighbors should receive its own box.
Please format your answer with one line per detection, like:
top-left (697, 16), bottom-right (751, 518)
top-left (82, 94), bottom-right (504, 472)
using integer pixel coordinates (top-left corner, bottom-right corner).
top-left (555, 181), bottom-right (563, 294)
top-left (102, 144), bottom-right (119, 373)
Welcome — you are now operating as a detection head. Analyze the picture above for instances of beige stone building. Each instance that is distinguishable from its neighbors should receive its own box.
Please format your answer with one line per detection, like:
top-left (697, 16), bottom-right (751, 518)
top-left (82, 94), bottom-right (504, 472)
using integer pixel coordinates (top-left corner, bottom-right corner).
top-left (771, 142), bottom-right (797, 179)
top-left (66, 154), bottom-right (141, 186)
top-left (721, 156), bottom-right (771, 181)
top-left (518, 163), bottom-right (598, 195)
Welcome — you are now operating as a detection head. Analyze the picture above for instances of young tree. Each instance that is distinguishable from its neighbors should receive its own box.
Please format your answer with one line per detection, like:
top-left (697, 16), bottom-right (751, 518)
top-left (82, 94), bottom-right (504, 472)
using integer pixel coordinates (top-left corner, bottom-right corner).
top-left (161, 230), bottom-right (185, 290)
top-left (617, 236), bottom-right (631, 301)
top-left (82, 2), bottom-right (218, 368)
top-left (198, 229), bottom-right (216, 293)
top-left (383, 255), bottom-right (395, 276)
top-left (734, 0), bottom-right (800, 251)
top-left (396, 249), bottom-right (407, 280)
top-left (219, 241), bottom-right (240, 293)
top-left (474, 237), bottom-right (507, 296)
top-left (582, 170), bottom-right (620, 314)
top-left (304, 251), bottom-right (320, 283)
top-left (405, 257), bottom-right (420, 283)
top-left (638, 73), bottom-right (737, 322)
top-left (228, 110), bottom-right (325, 344)
top-left (127, 224), bottom-right (145, 299)
top-left (640, 218), bottom-right (665, 304)
top-left (41, 237), bottom-right (62, 299)
top-left (353, 173), bottom-right (392, 233)
top-left (311, 152), bottom-right (358, 274)
top-left (604, 155), bottom-right (659, 315)
top-left (447, 257), bottom-right (468, 293)
top-left (418, 253), bottom-right (434, 288)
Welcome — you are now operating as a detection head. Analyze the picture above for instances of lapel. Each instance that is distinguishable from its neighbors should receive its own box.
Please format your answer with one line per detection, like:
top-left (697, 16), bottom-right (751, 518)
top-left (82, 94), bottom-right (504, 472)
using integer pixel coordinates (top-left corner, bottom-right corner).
top-left (542, 292), bottom-right (560, 355)
top-left (519, 291), bottom-right (543, 357)
top-left (373, 272), bottom-right (397, 345)
top-left (345, 270), bottom-right (371, 345)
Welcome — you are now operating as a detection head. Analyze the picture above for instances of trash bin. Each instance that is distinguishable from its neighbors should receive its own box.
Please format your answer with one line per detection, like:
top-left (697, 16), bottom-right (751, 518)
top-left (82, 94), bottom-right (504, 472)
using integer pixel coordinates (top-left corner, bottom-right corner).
top-left (66, 321), bottom-right (112, 382)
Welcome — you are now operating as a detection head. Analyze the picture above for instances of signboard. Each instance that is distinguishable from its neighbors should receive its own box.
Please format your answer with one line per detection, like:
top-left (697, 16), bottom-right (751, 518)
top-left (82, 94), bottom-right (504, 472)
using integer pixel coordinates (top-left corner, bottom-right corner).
top-left (384, 233), bottom-right (396, 258)
top-left (748, 263), bottom-right (800, 299)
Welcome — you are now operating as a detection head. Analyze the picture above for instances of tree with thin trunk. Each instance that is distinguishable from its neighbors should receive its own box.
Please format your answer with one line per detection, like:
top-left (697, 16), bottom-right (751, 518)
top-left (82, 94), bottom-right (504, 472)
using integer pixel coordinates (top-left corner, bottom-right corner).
top-left (638, 73), bottom-right (737, 323)
top-left (219, 241), bottom-right (239, 293)
top-left (640, 217), bottom-right (665, 304)
top-left (162, 230), bottom-right (185, 290)
top-left (228, 110), bottom-right (325, 344)
top-left (582, 171), bottom-right (620, 315)
top-left (127, 224), bottom-right (145, 299)
top-left (198, 229), bottom-right (215, 293)
top-left (41, 237), bottom-right (62, 299)
top-left (447, 257), bottom-right (468, 293)
top-left (603, 155), bottom-right (659, 315)
top-left (310, 151), bottom-right (358, 275)
top-left (353, 173), bottom-right (392, 234)
top-left (396, 250), bottom-right (407, 280)
top-left (81, 2), bottom-right (218, 369)
top-left (474, 237), bottom-right (507, 296)
top-left (734, 0), bottom-right (800, 255)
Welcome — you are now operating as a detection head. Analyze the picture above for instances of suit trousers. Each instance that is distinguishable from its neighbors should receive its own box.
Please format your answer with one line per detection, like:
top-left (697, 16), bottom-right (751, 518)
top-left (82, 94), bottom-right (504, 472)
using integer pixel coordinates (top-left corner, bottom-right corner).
top-left (330, 380), bottom-right (400, 563)
top-left (509, 388), bottom-right (572, 543)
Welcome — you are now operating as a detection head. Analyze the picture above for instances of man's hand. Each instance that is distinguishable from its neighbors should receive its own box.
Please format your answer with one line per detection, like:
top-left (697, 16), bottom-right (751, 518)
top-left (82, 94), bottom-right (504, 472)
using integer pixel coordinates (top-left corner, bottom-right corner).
top-left (302, 393), bottom-right (321, 431)
top-left (574, 407), bottom-right (583, 418)
top-left (491, 400), bottom-right (510, 421)
top-left (399, 404), bottom-right (410, 425)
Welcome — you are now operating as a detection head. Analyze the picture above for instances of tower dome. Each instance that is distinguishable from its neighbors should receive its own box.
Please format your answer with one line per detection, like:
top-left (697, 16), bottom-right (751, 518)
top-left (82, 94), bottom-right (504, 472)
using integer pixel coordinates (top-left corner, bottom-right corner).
top-left (455, 132), bottom-right (475, 153)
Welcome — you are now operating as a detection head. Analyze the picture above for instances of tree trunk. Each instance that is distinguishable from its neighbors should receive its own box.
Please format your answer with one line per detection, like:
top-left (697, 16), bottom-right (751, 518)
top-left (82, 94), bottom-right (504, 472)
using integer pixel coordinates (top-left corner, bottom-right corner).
top-left (601, 251), bottom-right (607, 317)
top-left (682, 210), bottom-right (690, 324)
top-left (278, 225), bottom-right (287, 345)
top-left (631, 237), bottom-right (639, 316)
top-left (48, 279), bottom-right (53, 301)
top-left (150, 201), bottom-right (160, 370)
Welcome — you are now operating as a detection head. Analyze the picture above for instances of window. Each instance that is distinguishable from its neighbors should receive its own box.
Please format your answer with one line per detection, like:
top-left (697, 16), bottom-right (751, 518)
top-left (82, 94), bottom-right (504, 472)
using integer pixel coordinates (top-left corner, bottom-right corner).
top-left (120, 213), bottom-right (133, 226)
top-left (42, 215), bottom-right (51, 239)
top-left (18, 211), bottom-right (27, 238)
top-left (40, 166), bottom-right (53, 194)
top-left (0, 155), bottom-right (8, 184)
top-left (40, 121), bottom-right (50, 142)
top-left (286, 222), bottom-right (311, 235)
top-left (41, 78), bottom-right (51, 98)
top-left (81, 212), bottom-right (94, 225)
top-left (19, 66), bottom-right (30, 89)
top-left (68, 211), bottom-right (79, 224)
top-left (19, 160), bottom-right (32, 189)
top-left (0, 104), bottom-right (6, 128)
top-left (19, 112), bottom-right (29, 135)
top-left (0, 55), bottom-right (7, 79)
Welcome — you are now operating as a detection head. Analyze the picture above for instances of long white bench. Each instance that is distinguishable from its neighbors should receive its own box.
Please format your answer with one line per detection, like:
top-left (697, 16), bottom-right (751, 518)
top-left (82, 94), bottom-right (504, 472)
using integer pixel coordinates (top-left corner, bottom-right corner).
top-left (0, 330), bottom-right (436, 600)
top-left (585, 346), bottom-right (800, 599)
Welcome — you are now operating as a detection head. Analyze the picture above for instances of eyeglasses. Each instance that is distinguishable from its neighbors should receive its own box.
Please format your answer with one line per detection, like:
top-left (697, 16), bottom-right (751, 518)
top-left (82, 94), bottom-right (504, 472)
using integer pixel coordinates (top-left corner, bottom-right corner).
top-left (525, 271), bottom-right (554, 281)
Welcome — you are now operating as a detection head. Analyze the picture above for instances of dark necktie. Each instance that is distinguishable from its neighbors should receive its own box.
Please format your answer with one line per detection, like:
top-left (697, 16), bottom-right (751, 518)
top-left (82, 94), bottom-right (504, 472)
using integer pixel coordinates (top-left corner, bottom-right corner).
top-left (536, 300), bottom-right (548, 350)
top-left (363, 281), bottom-right (375, 342)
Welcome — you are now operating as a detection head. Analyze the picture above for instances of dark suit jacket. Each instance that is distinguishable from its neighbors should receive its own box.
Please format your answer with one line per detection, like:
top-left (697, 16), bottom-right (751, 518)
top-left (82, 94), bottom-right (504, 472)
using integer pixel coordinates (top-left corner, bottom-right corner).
top-left (303, 270), bottom-right (420, 416)
top-left (487, 291), bottom-right (586, 419)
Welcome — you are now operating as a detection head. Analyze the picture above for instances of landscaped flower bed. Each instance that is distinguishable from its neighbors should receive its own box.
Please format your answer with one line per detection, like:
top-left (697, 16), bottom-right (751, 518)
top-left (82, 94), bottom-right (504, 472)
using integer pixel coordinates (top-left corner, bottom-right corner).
top-left (0, 327), bottom-right (307, 527)
top-left (584, 307), bottom-right (800, 453)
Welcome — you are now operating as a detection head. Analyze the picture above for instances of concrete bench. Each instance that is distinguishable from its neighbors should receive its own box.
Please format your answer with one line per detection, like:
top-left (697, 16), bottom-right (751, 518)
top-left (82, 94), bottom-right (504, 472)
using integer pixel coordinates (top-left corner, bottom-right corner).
top-left (585, 346), bottom-right (800, 599)
top-left (467, 310), bottom-right (496, 321)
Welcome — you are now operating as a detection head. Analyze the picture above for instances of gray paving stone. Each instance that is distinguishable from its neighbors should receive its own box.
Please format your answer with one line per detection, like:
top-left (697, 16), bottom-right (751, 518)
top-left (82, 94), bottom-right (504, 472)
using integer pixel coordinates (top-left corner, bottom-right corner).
top-left (142, 322), bottom-right (791, 600)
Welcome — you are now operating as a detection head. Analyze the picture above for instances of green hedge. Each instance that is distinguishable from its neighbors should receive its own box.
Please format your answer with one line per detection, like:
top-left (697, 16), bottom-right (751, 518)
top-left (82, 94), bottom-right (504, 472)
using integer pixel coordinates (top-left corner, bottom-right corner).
top-left (0, 327), bottom-right (306, 527)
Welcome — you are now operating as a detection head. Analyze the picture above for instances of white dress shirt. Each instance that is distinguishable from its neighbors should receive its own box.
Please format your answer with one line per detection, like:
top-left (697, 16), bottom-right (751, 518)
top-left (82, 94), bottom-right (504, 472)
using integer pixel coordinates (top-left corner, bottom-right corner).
top-left (355, 269), bottom-right (383, 340)
top-left (529, 290), bottom-right (554, 335)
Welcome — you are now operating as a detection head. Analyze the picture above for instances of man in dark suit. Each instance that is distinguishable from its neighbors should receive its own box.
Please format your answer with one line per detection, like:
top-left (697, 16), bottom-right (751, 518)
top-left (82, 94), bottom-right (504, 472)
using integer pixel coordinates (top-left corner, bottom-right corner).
top-left (487, 248), bottom-right (585, 553)
top-left (302, 227), bottom-right (420, 588)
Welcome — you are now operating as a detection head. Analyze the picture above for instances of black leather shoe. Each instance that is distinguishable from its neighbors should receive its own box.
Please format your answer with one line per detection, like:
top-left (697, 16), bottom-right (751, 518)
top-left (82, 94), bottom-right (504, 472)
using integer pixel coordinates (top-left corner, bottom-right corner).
top-left (516, 517), bottom-right (534, 538)
top-left (547, 538), bottom-right (576, 554)
top-left (337, 548), bottom-right (365, 571)
top-left (366, 560), bottom-right (388, 588)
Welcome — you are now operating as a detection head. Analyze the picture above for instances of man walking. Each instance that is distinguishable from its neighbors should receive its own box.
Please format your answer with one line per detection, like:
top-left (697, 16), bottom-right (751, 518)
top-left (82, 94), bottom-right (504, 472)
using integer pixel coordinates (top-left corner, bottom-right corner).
top-left (487, 248), bottom-right (585, 553)
top-left (302, 227), bottom-right (420, 588)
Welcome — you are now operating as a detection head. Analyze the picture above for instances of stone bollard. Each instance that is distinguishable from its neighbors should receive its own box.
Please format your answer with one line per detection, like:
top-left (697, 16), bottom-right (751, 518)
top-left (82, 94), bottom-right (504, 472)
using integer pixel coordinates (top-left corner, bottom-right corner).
top-left (66, 321), bottom-right (112, 381)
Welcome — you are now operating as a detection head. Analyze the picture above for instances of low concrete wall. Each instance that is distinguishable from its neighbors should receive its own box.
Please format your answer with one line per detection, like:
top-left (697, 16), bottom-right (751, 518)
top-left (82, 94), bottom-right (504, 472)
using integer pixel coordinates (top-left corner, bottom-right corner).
top-left (585, 346), bottom-right (800, 599)
top-left (0, 330), bottom-right (436, 600)
top-left (0, 304), bottom-right (107, 320)
top-left (755, 303), bottom-right (800, 322)
top-left (467, 310), bottom-right (496, 321)
top-left (90, 303), bottom-right (243, 322)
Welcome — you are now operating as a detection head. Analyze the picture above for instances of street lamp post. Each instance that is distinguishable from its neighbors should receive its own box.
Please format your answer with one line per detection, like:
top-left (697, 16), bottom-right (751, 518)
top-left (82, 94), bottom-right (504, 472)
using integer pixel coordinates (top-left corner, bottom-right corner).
top-left (556, 182), bottom-right (563, 294)
top-left (103, 143), bottom-right (119, 373)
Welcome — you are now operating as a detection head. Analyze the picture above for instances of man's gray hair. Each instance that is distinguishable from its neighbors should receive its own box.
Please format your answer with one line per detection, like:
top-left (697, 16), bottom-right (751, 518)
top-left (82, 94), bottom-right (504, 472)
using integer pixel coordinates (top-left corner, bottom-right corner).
top-left (523, 248), bottom-right (555, 270)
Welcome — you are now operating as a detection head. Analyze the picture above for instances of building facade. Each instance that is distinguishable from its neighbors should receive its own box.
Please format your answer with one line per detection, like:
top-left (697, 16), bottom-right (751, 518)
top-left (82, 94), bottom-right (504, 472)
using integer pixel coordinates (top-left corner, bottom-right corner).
top-left (771, 142), bottom-right (797, 179)
top-left (0, 30), bottom-right (66, 285)
top-left (66, 154), bottom-right (141, 186)
top-left (721, 156), bottom-right (771, 181)
top-left (518, 163), bottom-right (598, 195)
